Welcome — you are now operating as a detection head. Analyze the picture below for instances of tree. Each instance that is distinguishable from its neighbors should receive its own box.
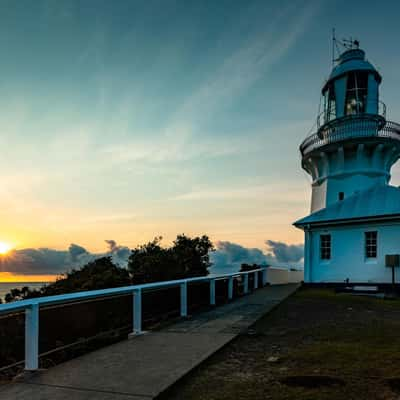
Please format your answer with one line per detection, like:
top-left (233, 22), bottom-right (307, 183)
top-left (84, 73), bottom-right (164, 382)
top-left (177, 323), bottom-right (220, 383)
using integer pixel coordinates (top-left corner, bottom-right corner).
top-left (172, 234), bottom-right (213, 277)
top-left (4, 286), bottom-right (41, 303)
top-left (240, 263), bottom-right (267, 272)
top-left (128, 234), bottom-right (214, 284)
top-left (127, 237), bottom-right (168, 284)
top-left (42, 257), bottom-right (131, 296)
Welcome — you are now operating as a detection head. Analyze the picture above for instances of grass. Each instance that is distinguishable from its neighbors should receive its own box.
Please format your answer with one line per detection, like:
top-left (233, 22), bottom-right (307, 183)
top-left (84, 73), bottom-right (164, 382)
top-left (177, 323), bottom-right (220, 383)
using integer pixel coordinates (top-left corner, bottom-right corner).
top-left (160, 287), bottom-right (400, 400)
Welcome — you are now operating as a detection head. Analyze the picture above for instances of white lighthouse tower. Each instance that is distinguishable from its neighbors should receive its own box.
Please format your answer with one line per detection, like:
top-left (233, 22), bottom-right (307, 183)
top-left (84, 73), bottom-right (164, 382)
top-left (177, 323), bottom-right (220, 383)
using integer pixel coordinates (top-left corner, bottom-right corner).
top-left (294, 39), bottom-right (400, 284)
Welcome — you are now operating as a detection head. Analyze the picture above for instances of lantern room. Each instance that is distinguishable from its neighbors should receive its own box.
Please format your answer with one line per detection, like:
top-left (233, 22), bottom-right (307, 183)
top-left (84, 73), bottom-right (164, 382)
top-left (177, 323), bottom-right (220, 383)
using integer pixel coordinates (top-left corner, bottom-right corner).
top-left (320, 46), bottom-right (382, 126)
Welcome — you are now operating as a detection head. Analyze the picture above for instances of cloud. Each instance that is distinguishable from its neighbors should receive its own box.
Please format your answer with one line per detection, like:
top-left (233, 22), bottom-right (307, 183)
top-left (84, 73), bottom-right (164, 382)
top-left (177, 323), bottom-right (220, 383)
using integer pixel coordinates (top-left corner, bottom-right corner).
top-left (0, 240), bottom-right (130, 276)
top-left (100, 2), bottom-right (319, 166)
top-left (105, 239), bottom-right (131, 261)
top-left (210, 241), bottom-right (269, 273)
top-left (171, 2), bottom-right (318, 124)
top-left (68, 243), bottom-right (88, 262)
top-left (265, 240), bottom-right (304, 264)
top-left (173, 180), bottom-right (307, 202)
top-left (210, 240), bottom-right (304, 275)
top-left (1, 237), bottom-right (304, 278)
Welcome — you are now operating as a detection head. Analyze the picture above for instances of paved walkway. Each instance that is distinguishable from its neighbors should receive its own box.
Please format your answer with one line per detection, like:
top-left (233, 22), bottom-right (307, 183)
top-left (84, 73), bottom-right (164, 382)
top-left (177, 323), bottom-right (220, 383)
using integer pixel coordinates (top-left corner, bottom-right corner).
top-left (0, 284), bottom-right (299, 400)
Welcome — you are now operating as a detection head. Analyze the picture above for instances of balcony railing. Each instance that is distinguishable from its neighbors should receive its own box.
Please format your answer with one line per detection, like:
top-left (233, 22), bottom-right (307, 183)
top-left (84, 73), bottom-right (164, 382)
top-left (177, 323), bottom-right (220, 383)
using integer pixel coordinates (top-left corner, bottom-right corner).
top-left (0, 268), bottom-right (268, 371)
top-left (300, 116), bottom-right (400, 157)
top-left (316, 100), bottom-right (387, 130)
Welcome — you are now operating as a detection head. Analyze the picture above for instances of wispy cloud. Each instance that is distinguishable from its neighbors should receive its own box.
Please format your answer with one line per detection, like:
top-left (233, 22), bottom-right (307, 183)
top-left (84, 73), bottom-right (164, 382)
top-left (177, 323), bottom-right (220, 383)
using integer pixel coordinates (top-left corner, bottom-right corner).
top-left (99, 2), bottom-right (319, 165)
top-left (173, 182), bottom-right (307, 202)
top-left (0, 1), bottom-right (320, 252)
top-left (172, 2), bottom-right (318, 122)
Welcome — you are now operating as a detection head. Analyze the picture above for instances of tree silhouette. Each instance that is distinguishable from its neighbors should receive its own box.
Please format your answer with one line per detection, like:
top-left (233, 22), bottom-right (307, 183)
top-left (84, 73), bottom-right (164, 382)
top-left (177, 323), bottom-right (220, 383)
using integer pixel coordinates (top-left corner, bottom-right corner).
top-left (3, 234), bottom-right (215, 301)
top-left (128, 234), bottom-right (214, 284)
top-left (4, 257), bottom-right (130, 302)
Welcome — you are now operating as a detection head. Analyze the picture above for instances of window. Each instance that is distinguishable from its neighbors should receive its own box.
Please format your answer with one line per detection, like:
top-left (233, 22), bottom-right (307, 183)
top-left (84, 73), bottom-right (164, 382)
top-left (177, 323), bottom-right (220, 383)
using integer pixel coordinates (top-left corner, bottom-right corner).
top-left (345, 72), bottom-right (368, 116)
top-left (365, 231), bottom-right (377, 258)
top-left (338, 192), bottom-right (344, 201)
top-left (320, 234), bottom-right (331, 260)
top-left (324, 84), bottom-right (336, 123)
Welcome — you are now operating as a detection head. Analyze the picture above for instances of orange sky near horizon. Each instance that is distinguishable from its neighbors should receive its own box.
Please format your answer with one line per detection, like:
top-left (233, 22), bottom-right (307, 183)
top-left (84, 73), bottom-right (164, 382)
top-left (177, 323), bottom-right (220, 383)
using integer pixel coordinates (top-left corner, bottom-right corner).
top-left (0, 272), bottom-right (59, 283)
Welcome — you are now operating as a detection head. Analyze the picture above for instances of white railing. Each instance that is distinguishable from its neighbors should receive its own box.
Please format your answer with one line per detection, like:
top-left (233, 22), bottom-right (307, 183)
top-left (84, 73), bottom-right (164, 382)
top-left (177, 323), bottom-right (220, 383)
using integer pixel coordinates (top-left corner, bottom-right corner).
top-left (0, 268), bottom-right (267, 371)
top-left (300, 116), bottom-right (400, 156)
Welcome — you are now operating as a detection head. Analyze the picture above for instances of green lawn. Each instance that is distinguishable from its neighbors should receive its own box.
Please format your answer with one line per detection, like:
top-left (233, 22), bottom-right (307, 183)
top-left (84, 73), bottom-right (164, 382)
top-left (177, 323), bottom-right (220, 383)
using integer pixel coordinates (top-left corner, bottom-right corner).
top-left (161, 287), bottom-right (400, 400)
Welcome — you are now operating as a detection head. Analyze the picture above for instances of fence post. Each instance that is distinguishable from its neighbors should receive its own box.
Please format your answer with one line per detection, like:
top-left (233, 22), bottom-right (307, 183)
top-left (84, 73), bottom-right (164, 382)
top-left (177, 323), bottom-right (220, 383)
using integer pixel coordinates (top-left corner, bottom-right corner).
top-left (25, 303), bottom-right (39, 371)
top-left (243, 274), bottom-right (249, 294)
top-left (210, 279), bottom-right (216, 306)
top-left (254, 271), bottom-right (259, 289)
top-left (133, 289), bottom-right (142, 334)
top-left (262, 268), bottom-right (268, 286)
top-left (180, 282), bottom-right (188, 317)
top-left (228, 277), bottom-right (233, 300)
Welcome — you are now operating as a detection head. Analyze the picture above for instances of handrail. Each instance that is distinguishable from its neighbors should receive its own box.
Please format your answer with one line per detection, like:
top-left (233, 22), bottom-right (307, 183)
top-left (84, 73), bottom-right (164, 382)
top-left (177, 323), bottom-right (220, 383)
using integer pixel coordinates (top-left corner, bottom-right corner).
top-left (316, 100), bottom-right (387, 129)
top-left (0, 269), bottom-right (263, 314)
top-left (0, 267), bottom-right (268, 371)
top-left (300, 117), bottom-right (400, 156)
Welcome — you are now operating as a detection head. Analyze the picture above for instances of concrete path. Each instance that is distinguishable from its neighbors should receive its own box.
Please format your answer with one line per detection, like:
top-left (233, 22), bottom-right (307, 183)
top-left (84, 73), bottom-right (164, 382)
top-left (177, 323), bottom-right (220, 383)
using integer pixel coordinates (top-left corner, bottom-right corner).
top-left (0, 284), bottom-right (298, 400)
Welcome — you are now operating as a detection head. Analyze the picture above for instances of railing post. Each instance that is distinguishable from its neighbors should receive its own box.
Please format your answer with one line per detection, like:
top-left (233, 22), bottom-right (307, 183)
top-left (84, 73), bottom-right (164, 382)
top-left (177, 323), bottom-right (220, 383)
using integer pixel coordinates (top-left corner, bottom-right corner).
top-left (262, 268), bottom-right (268, 286)
top-left (180, 282), bottom-right (188, 317)
top-left (25, 303), bottom-right (39, 371)
top-left (254, 271), bottom-right (259, 289)
top-left (243, 274), bottom-right (249, 294)
top-left (133, 289), bottom-right (142, 334)
top-left (228, 277), bottom-right (233, 300)
top-left (210, 279), bottom-right (216, 306)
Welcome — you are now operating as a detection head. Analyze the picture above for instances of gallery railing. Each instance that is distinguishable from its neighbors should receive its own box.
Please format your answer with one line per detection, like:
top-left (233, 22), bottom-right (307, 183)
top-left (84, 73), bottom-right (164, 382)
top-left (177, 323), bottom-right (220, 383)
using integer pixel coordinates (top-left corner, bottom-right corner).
top-left (300, 116), bottom-right (400, 157)
top-left (0, 268), bottom-right (267, 371)
top-left (316, 100), bottom-right (387, 130)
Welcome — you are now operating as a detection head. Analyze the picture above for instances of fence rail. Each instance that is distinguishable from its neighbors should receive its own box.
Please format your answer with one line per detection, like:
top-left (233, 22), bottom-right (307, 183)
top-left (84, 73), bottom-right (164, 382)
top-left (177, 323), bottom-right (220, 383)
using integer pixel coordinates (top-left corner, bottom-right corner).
top-left (0, 268), bottom-right (267, 371)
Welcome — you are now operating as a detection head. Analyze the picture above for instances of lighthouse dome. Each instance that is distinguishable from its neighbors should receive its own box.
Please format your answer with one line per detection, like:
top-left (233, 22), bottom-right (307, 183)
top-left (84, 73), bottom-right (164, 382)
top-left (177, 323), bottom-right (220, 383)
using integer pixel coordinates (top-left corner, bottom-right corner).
top-left (322, 48), bottom-right (381, 93)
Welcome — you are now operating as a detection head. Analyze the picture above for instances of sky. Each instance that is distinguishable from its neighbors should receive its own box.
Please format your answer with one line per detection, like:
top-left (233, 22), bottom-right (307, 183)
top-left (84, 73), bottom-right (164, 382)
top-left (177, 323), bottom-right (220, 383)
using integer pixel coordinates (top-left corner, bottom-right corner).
top-left (0, 0), bottom-right (400, 279)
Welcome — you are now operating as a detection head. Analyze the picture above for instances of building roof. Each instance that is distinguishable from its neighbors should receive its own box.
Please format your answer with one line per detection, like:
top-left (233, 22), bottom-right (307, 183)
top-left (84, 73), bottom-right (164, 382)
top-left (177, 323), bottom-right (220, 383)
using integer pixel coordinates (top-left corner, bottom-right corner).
top-left (294, 185), bottom-right (400, 228)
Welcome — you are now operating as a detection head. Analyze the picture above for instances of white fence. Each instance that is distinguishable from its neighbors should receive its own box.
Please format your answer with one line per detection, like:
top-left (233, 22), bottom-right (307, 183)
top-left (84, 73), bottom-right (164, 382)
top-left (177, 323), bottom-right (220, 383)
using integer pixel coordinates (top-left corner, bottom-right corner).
top-left (0, 266), bottom-right (303, 372)
top-left (0, 268), bottom-right (267, 371)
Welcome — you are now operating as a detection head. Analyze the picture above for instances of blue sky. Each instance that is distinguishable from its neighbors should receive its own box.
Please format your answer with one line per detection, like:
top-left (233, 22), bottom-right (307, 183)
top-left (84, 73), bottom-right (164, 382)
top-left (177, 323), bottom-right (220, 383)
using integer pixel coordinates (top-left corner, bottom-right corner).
top-left (0, 0), bottom-right (399, 267)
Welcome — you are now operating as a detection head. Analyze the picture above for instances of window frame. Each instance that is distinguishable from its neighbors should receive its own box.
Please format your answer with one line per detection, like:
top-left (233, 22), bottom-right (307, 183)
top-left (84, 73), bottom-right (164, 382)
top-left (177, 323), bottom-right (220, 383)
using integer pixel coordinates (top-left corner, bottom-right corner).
top-left (365, 231), bottom-right (378, 259)
top-left (320, 234), bottom-right (331, 261)
top-left (345, 71), bottom-right (369, 116)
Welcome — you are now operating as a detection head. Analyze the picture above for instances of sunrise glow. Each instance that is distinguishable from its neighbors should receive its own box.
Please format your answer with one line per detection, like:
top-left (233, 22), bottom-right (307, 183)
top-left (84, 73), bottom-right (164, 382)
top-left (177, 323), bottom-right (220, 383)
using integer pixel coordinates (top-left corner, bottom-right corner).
top-left (0, 242), bottom-right (12, 255)
top-left (0, 272), bottom-right (58, 283)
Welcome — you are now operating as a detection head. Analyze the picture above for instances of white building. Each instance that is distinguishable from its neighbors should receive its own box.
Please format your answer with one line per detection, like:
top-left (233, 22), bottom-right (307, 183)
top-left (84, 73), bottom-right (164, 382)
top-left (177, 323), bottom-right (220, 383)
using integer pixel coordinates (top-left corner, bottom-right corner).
top-left (294, 40), bottom-right (400, 284)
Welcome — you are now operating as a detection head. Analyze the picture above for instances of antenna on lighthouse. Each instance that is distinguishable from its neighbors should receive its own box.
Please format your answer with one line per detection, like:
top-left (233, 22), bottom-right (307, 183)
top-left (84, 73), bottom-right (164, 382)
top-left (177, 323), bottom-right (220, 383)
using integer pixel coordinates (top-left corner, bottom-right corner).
top-left (332, 28), bottom-right (342, 65)
top-left (331, 31), bottom-right (362, 66)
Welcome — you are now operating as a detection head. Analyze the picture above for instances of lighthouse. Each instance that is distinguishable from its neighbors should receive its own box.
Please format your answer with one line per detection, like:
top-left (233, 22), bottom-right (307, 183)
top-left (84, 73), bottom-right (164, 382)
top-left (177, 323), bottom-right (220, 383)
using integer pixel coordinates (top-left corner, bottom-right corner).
top-left (294, 39), bottom-right (400, 284)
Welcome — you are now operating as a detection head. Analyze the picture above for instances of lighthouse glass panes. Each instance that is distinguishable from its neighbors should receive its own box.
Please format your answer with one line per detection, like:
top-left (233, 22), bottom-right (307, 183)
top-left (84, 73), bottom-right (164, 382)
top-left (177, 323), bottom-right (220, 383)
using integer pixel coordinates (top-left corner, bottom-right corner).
top-left (365, 231), bottom-right (377, 258)
top-left (323, 84), bottom-right (336, 123)
top-left (320, 234), bottom-right (331, 260)
top-left (345, 72), bottom-right (368, 115)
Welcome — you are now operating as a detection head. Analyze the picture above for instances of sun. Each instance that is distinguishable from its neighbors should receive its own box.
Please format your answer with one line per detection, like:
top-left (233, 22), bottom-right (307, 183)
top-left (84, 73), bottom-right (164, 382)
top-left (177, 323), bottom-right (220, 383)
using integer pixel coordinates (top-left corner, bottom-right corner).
top-left (0, 242), bottom-right (12, 255)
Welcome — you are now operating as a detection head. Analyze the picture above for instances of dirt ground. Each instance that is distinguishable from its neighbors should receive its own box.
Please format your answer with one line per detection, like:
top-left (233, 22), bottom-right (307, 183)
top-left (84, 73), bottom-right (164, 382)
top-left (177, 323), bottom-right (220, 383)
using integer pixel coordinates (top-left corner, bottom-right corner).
top-left (160, 287), bottom-right (400, 400)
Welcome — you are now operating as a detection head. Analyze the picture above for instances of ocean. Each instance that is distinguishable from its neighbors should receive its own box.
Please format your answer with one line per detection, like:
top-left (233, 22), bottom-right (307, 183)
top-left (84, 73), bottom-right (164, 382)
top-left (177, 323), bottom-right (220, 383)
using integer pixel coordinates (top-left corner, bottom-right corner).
top-left (0, 282), bottom-right (48, 302)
